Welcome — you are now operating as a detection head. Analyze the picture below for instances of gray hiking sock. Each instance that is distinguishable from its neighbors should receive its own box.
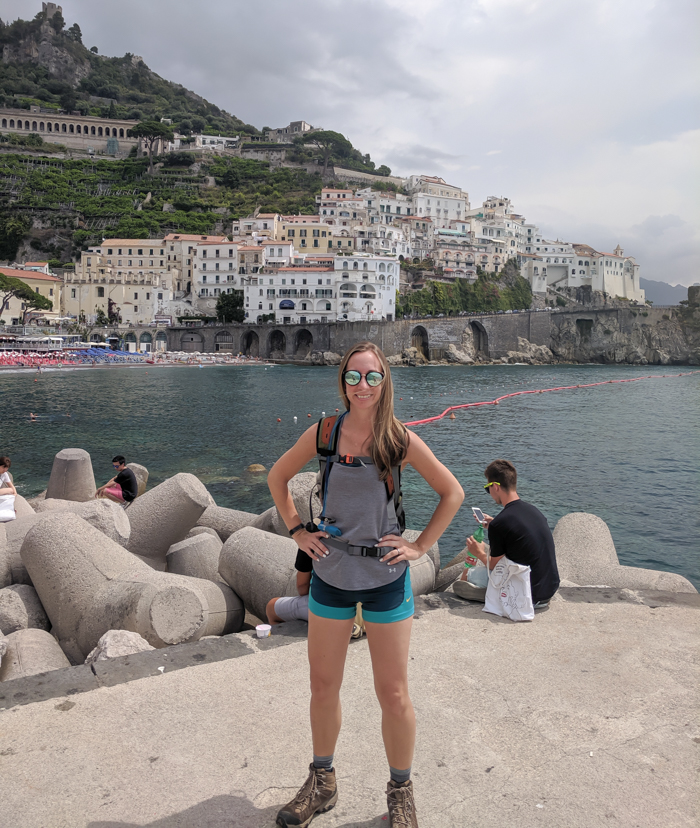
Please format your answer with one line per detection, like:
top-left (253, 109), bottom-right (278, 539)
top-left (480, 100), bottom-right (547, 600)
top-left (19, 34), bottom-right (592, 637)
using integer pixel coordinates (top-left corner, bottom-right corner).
top-left (389, 765), bottom-right (411, 785)
top-left (313, 754), bottom-right (334, 771)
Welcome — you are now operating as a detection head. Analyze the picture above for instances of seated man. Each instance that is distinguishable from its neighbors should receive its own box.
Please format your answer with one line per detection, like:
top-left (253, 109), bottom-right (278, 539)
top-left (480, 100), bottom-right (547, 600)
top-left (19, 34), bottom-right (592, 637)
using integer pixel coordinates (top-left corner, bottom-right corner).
top-left (266, 548), bottom-right (311, 625)
top-left (454, 459), bottom-right (560, 609)
top-left (96, 455), bottom-right (138, 507)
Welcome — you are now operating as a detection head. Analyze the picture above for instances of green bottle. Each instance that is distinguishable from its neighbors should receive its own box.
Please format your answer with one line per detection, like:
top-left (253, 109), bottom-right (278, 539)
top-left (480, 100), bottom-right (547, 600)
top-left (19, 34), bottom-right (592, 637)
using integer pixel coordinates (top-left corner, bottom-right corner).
top-left (464, 523), bottom-right (484, 569)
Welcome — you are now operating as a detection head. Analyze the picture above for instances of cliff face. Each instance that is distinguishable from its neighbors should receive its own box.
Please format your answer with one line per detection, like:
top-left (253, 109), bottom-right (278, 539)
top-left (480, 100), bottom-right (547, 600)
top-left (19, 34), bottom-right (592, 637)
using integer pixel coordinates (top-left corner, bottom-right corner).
top-left (2, 22), bottom-right (91, 87)
top-left (550, 307), bottom-right (699, 365)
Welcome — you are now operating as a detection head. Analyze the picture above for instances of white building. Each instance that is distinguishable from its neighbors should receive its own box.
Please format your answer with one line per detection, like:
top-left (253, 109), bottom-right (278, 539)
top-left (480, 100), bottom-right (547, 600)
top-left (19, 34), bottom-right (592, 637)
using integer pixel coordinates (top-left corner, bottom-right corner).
top-left (335, 254), bottom-right (399, 322)
top-left (265, 120), bottom-right (318, 143)
top-left (192, 240), bottom-right (241, 313)
top-left (244, 266), bottom-right (335, 325)
top-left (404, 175), bottom-right (470, 228)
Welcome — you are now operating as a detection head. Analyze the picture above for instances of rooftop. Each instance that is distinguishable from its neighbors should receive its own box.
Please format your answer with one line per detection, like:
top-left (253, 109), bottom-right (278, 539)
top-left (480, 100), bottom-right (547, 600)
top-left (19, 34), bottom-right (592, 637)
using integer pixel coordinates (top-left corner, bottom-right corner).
top-left (0, 267), bottom-right (61, 282)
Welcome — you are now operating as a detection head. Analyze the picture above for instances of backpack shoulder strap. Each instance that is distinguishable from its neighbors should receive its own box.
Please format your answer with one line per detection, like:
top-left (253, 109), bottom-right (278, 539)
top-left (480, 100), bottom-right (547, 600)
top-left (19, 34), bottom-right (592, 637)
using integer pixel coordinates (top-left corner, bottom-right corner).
top-left (385, 464), bottom-right (405, 532)
top-left (317, 415), bottom-right (339, 456)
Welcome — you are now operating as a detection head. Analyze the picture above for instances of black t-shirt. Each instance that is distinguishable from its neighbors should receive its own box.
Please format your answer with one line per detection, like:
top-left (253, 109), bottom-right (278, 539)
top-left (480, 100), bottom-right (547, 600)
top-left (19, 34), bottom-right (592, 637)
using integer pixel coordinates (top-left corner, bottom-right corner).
top-left (487, 499), bottom-right (560, 603)
top-left (115, 468), bottom-right (138, 503)
top-left (295, 548), bottom-right (313, 573)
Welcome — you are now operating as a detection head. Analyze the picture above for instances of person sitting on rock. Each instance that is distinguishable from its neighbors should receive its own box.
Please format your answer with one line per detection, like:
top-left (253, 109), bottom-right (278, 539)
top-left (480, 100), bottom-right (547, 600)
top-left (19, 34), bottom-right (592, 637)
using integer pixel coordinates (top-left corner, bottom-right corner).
top-left (95, 456), bottom-right (138, 507)
top-left (454, 459), bottom-right (560, 609)
top-left (0, 456), bottom-right (17, 523)
top-left (266, 549), bottom-right (312, 625)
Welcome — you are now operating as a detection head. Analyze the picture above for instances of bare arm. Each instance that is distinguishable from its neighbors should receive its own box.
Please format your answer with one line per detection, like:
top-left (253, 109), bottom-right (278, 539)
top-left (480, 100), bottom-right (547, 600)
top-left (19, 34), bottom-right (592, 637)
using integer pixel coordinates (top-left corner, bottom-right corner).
top-left (0, 483), bottom-right (16, 496)
top-left (267, 424), bottom-right (329, 563)
top-left (296, 571), bottom-right (311, 596)
top-left (378, 430), bottom-right (464, 564)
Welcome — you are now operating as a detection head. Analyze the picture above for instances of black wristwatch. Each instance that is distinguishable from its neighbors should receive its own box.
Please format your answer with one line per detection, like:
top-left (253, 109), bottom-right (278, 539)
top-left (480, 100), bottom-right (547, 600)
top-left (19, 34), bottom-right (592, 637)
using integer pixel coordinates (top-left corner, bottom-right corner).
top-left (289, 523), bottom-right (305, 537)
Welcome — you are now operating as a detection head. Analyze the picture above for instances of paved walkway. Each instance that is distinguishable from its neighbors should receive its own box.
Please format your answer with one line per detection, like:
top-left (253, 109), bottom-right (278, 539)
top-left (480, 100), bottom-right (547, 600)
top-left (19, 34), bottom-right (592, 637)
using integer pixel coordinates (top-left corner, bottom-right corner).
top-left (1, 590), bottom-right (698, 828)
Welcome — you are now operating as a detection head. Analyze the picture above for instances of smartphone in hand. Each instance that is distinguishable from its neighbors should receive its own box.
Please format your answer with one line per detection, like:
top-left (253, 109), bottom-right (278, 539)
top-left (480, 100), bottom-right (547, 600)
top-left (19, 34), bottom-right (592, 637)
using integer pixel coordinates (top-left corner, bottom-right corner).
top-left (472, 506), bottom-right (485, 523)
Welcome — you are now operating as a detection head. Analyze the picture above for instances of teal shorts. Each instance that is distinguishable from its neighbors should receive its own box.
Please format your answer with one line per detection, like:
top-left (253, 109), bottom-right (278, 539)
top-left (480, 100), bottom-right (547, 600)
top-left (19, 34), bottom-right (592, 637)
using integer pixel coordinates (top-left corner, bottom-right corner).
top-left (309, 569), bottom-right (414, 624)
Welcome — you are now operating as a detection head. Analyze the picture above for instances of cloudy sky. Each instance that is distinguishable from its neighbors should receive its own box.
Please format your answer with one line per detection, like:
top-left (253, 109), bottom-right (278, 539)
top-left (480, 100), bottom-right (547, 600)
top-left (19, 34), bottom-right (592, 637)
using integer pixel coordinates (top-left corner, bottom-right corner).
top-left (5, 0), bottom-right (699, 285)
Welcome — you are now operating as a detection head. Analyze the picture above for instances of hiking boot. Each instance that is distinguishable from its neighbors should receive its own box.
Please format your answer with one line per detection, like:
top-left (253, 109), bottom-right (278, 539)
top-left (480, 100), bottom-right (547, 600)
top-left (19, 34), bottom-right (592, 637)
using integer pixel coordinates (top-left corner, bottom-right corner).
top-left (276, 764), bottom-right (338, 827)
top-left (386, 779), bottom-right (419, 827)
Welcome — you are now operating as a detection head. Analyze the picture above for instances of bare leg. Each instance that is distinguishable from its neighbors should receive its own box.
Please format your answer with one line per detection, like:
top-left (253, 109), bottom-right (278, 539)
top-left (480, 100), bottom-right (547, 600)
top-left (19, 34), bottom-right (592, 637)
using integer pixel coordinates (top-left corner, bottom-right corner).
top-left (307, 611), bottom-right (354, 756)
top-left (266, 597), bottom-right (284, 624)
top-left (365, 616), bottom-right (415, 769)
top-left (100, 492), bottom-right (124, 504)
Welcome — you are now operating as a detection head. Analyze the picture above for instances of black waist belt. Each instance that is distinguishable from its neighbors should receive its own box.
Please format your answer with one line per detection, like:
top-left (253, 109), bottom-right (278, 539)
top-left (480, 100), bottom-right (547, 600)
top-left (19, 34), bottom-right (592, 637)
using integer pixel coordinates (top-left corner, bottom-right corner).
top-left (325, 536), bottom-right (383, 558)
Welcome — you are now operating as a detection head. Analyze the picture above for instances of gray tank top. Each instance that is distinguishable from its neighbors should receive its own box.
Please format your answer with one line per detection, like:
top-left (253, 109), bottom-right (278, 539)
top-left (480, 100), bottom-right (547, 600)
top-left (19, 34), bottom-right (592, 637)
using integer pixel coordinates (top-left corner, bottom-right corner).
top-left (312, 448), bottom-right (405, 591)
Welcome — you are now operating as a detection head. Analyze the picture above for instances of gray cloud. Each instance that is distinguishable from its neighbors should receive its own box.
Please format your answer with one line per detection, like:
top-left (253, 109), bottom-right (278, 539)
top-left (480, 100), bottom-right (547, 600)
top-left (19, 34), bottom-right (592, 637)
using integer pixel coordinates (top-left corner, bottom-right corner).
top-left (2, 0), bottom-right (697, 285)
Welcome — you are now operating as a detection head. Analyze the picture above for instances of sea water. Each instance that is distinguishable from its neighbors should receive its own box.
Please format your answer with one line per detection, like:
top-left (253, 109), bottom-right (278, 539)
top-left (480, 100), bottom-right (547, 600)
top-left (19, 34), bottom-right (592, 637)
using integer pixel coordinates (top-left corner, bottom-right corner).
top-left (1, 362), bottom-right (698, 587)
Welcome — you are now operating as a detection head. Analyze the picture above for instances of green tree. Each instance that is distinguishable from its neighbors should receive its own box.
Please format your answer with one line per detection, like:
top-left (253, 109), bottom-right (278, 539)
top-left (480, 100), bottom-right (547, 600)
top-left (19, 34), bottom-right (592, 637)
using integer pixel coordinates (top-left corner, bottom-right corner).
top-left (108, 100), bottom-right (117, 118)
top-left (90, 46), bottom-right (98, 54)
top-left (50, 10), bottom-right (65, 32)
top-left (301, 130), bottom-right (352, 176)
top-left (376, 165), bottom-right (392, 177)
top-left (66, 22), bottom-right (82, 42)
top-left (127, 121), bottom-right (174, 174)
top-left (0, 213), bottom-right (30, 260)
top-left (0, 273), bottom-right (53, 321)
top-left (216, 291), bottom-right (245, 323)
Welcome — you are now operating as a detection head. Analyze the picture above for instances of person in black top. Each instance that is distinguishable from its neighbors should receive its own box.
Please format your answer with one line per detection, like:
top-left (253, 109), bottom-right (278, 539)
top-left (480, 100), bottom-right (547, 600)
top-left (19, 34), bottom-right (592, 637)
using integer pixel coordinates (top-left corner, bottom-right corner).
top-left (462, 459), bottom-right (560, 606)
top-left (96, 455), bottom-right (138, 505)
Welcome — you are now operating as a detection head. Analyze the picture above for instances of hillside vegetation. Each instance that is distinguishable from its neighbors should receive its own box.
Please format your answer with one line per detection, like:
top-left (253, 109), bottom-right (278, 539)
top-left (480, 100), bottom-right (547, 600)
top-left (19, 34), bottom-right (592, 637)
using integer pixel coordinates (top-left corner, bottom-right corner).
top-left (0, 153), bottom-right (324, 262)
top-left (398, 259), bottom-right (533, 315)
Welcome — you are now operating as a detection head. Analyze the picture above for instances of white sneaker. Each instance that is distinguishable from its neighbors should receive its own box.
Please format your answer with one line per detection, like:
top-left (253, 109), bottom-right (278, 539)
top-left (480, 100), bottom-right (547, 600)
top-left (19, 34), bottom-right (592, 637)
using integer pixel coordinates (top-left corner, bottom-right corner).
top-left (452, 579), bottom-right (486, 602)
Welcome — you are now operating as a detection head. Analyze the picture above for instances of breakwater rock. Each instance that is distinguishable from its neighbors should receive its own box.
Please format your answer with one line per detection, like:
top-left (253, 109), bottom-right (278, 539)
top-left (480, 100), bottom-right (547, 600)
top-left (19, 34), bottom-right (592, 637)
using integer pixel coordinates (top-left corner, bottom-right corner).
top-left (0, 447), bottom-right (695, 684)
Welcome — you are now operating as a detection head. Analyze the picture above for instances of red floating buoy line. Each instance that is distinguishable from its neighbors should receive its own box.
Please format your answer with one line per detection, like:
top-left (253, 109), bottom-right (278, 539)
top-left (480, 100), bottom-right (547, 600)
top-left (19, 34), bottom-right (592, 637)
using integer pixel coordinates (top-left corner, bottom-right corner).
top-left (403, 370), bottom-right (700, 427)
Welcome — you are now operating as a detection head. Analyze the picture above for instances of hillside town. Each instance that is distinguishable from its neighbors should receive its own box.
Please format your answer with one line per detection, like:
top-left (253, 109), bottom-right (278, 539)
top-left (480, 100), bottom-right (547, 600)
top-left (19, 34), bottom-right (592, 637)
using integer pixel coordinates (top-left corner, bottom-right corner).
top-left (0, 167), bottom-right (645, 338)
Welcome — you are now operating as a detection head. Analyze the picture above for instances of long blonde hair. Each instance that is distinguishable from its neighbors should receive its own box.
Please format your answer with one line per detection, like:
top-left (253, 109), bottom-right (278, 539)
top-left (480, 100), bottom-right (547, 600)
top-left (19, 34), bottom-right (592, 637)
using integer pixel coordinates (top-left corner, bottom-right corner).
top-left (338, 341), bottom-right (408, 481)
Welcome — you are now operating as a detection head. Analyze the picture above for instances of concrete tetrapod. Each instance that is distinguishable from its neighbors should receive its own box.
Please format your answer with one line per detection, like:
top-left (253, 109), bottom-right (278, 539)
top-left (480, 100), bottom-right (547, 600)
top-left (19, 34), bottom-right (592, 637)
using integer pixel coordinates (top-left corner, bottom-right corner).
top-left (0, 628), bottom-right (71, 681)
top-left (34, 499), bottom-right (131, 546)
top-left (126, 463), bottom-right (149, 497)
top-left (196, 505), bottom-right (258, 541)
top-left (5, 514), bottom-right (41, 585)
top-left (553, 512), bottom-right (698, 593)
top-left (218, 527), bottom-right (299, 623)
top-left (126, 473), bottom-right (212, 566)
top-left (402, 529), bottom-right (437, 596)
top-left (166, 534), bottom-right (224, 583)
top-left (0, 584), bottom-right (50, 634)
top-left (20, 513), bottom-right (242, 663)
top-left (45, 448), bottom-right (96, 502)
top-left (0, 523), bottom-right (10, 588)
top-left (13, 495), bottom-right (35, 519)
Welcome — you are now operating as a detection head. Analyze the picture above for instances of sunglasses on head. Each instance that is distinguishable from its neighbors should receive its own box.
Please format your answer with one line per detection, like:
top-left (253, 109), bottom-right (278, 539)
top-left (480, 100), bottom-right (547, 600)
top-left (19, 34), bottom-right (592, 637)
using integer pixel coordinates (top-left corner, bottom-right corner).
top-left (343, 370), bottom-right (385, 387)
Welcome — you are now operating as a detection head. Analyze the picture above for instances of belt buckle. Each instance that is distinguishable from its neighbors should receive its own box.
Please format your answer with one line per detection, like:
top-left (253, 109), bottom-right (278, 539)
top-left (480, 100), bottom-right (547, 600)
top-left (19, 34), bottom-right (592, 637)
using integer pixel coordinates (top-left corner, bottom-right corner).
top-left (360, 547), bottom-right (368, 557)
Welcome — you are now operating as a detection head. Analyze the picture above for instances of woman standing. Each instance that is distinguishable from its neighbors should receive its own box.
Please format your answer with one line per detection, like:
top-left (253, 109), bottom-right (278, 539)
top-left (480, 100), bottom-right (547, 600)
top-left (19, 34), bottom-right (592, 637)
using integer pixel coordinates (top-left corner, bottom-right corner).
top-left (268, 341), bottom-right (464, 827)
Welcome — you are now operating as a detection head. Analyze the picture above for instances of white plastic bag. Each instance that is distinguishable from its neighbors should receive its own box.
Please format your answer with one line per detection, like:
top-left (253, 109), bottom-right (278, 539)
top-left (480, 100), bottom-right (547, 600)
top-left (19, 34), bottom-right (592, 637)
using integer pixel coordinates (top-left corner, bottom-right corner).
top-left (483, 556), bottom-right (534, 622)
top-left (0, 494), bottom-right (16, 523)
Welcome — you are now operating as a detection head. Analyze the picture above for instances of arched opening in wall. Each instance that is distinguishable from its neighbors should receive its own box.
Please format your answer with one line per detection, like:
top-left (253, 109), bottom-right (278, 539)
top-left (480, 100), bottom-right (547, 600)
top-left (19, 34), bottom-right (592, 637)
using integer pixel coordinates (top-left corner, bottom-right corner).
top-left (267, 329), bottom-right (286, 359)
top-left (411, 326), bottom-right (429, 360)
top-left (61, 123), bottom-right (67, 133)
top-left (91, 126), bottom-right (96, 135)
top-left (98, 127), bottom-right (103, 136)
top-left (470, 321), bottom-right (489, 358)
top-left (69, 124), bottom-right (74, 133)
top-left (8, 120), bottom-right (14, 128)
top-left (119, 128), bottom-right (124, 138)
top-left (180, 332), bottom-right (204, 353)
top-left (241, 330), bottom-right (259, 357)
top-left (24, 121), bottom-right (30, 129)
top-left (139, 332), bottom-right (153, 353)
top-left (54, 123), bottom-right (59, 132)
top-left (124, 332), bottom-right (137, 353)
top-left (39, 122), bottom-right (44, 131)
top-left (576, 318), bottom-right (594, 342)
top-left (155, 330), bottom-right (168, 351)
top-left (1, 119), bottom-right (6, 128)
top-left (294, 328), bottom-right (313, 358)
top-left (90, 333), bottom-right (103, 342)
top-left (215, 331), bottom-right (234, 352)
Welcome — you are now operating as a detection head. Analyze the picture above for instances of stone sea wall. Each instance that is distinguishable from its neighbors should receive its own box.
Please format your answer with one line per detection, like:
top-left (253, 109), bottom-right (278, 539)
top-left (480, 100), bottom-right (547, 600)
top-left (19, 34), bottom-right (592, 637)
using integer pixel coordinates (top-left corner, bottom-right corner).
top-left (164, 304), bottom-right (700, 366)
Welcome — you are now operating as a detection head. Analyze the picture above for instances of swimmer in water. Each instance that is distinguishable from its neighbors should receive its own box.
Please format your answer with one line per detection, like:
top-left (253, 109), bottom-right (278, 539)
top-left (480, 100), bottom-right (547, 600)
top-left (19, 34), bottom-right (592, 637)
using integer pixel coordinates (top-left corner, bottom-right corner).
top-left (29, 413), bottom-right (37, 421)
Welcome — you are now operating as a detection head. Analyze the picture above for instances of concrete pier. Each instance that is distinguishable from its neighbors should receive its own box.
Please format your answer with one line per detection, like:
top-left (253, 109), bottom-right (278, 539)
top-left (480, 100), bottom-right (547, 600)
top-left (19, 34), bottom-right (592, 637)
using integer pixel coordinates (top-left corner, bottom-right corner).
top-left (0, 588), bottom-right (697, 827)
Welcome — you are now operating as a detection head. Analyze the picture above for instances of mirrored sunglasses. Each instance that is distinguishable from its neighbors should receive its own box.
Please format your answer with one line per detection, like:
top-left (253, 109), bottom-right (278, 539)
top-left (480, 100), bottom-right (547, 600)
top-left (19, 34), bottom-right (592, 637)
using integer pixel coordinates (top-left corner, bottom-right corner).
top-left (343, 370), bottom-right (385, 387)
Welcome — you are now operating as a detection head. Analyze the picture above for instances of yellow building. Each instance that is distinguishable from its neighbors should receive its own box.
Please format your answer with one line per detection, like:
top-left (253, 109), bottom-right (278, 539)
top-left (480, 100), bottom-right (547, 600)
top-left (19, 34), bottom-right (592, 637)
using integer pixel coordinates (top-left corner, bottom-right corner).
top-left (0, 267), bottom-right (62, 325)
top-left (66, 239), bottom-right (168, 325)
